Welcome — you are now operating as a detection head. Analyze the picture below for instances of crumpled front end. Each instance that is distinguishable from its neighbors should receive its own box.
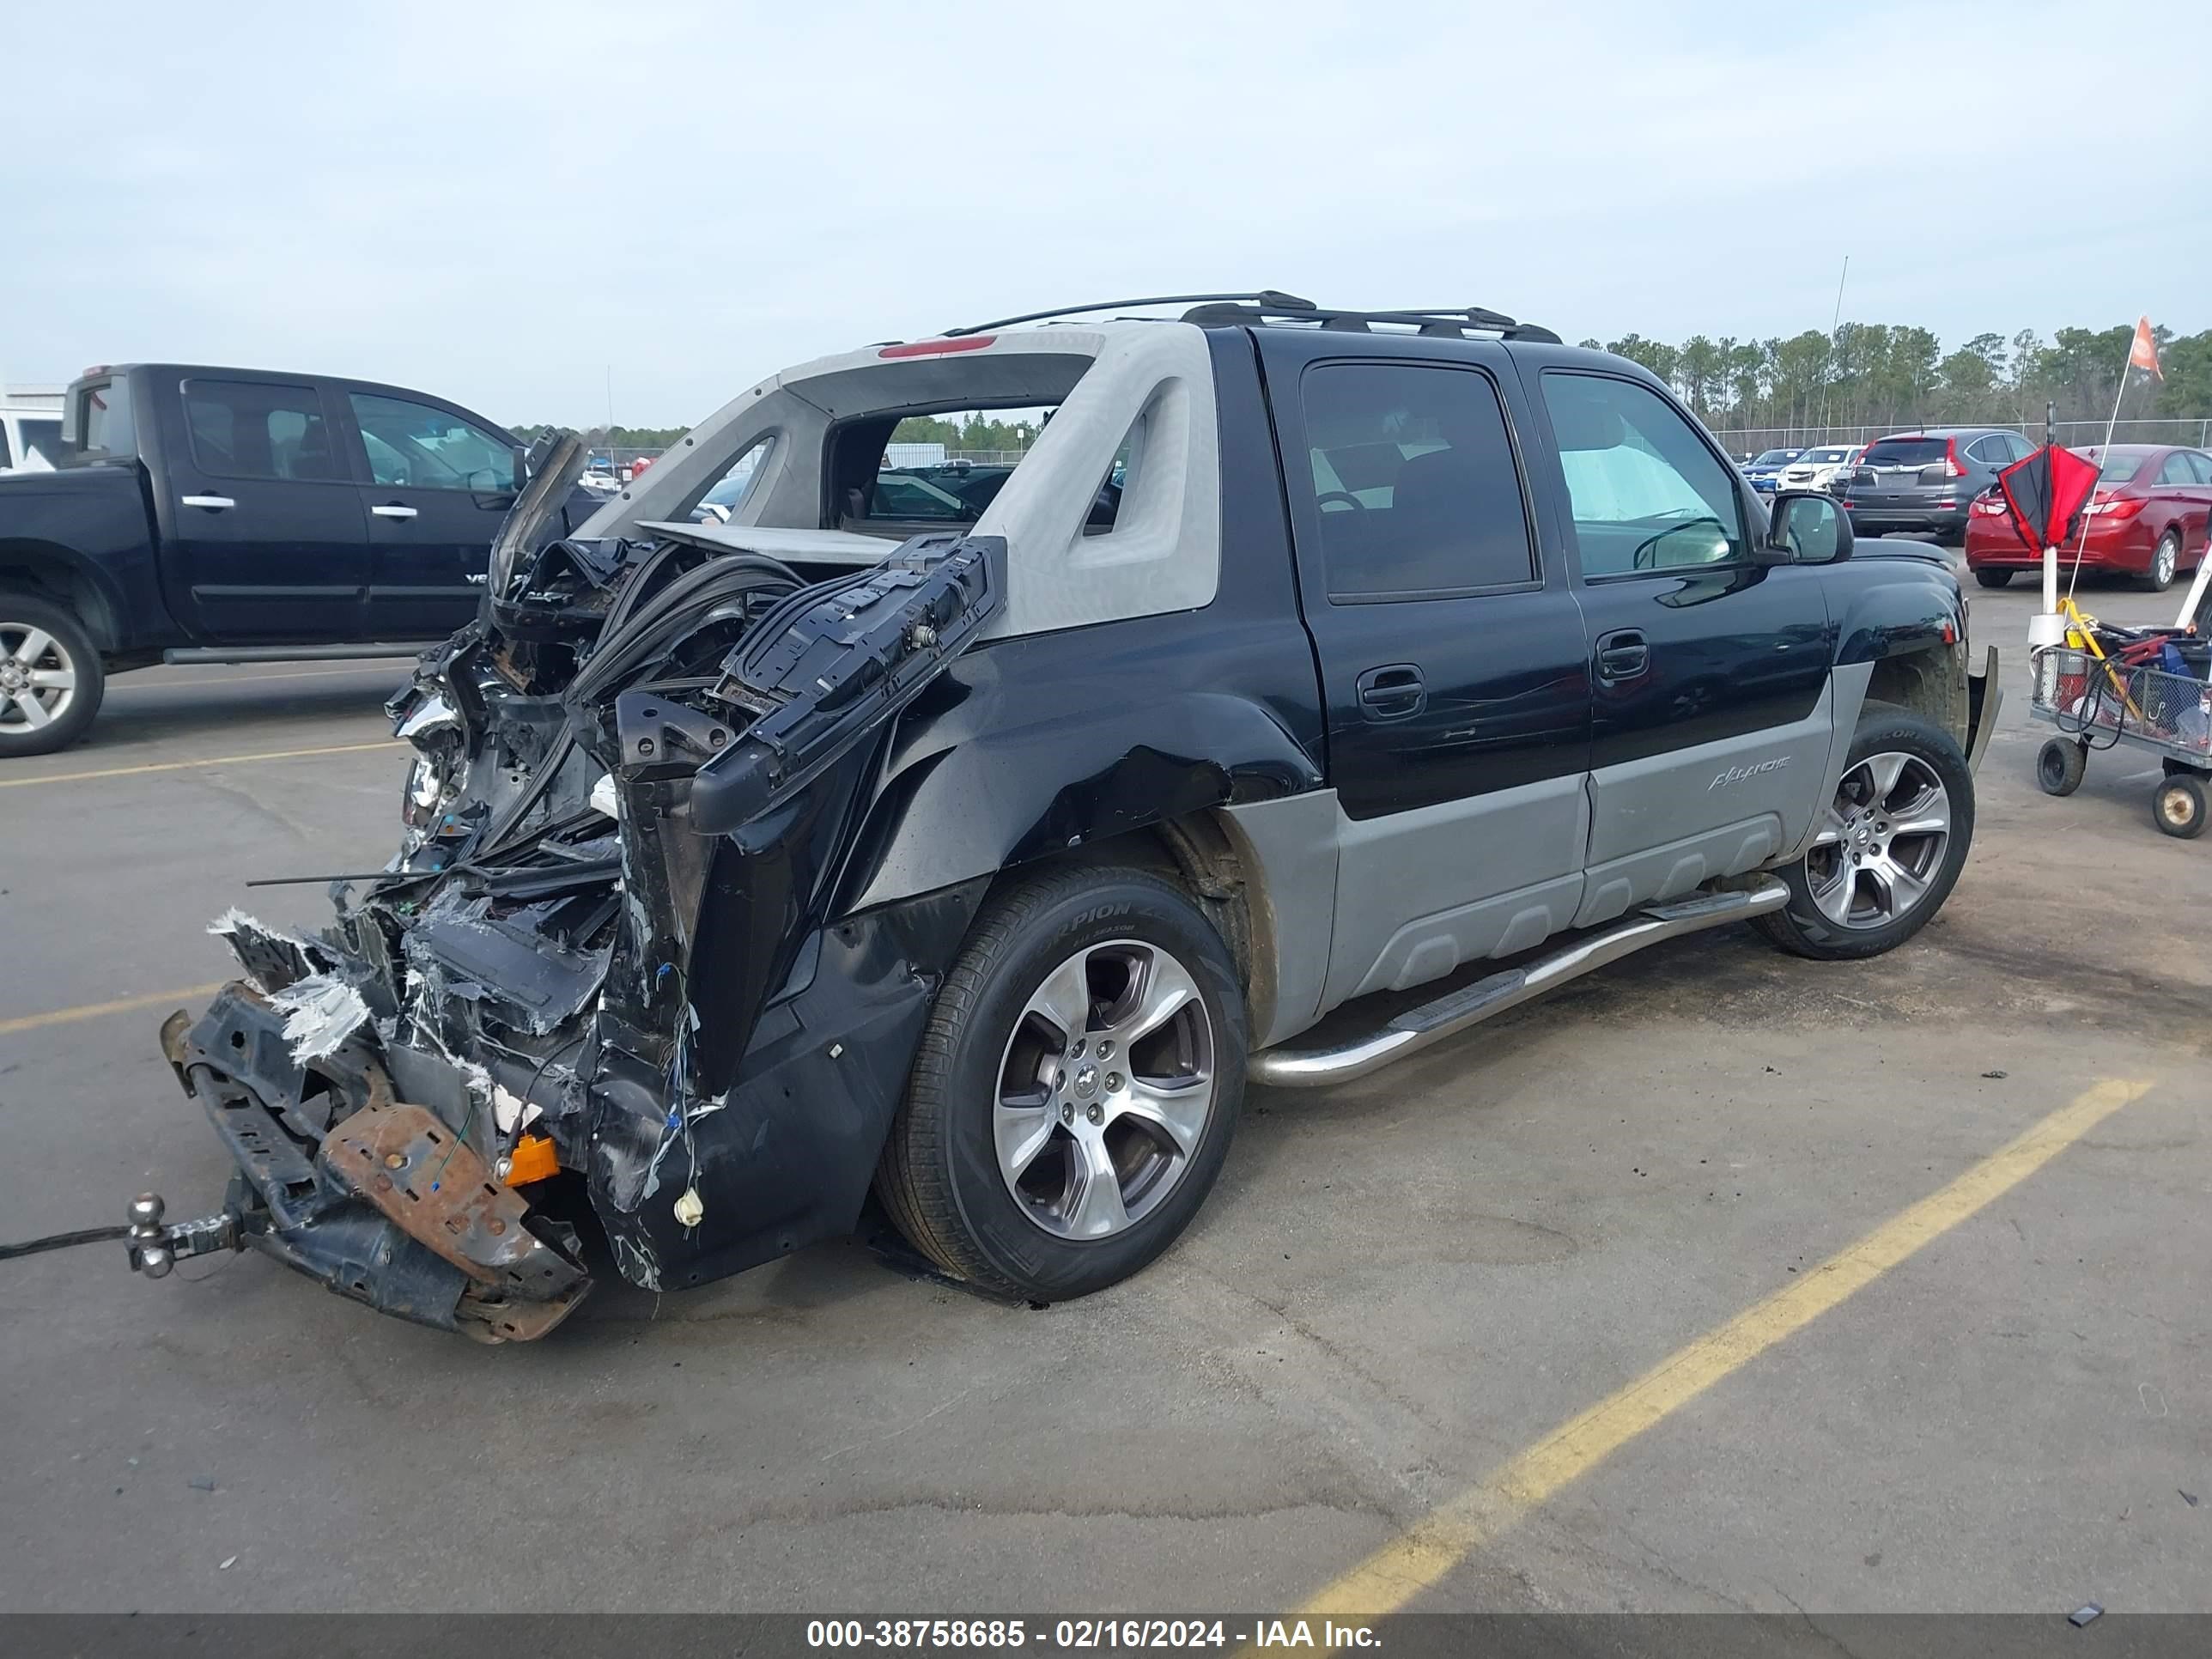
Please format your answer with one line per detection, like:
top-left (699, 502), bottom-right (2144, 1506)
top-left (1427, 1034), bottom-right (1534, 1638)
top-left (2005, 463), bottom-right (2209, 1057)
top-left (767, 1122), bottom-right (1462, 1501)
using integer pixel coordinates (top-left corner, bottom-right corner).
top-left (131, 473), bottom-right (1004, 1337)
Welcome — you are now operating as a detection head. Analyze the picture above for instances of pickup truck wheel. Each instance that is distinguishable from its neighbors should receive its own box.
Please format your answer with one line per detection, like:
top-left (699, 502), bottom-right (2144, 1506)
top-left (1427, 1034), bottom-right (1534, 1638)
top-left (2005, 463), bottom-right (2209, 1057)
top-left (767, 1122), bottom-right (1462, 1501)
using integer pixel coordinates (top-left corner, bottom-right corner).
top-left (1752, 701), bottom-right (1974, 961)
top-left (0, 597), bottom-right (104, 758)
top-left (877, 866), bottom-right (1246, 1301)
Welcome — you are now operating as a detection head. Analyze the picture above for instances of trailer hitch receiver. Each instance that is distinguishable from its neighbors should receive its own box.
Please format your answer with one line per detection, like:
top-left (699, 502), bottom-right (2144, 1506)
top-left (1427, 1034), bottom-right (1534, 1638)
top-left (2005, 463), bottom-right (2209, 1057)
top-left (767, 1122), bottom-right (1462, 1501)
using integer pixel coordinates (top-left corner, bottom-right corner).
top-left (124, 1192), bottom-right (244, 1279)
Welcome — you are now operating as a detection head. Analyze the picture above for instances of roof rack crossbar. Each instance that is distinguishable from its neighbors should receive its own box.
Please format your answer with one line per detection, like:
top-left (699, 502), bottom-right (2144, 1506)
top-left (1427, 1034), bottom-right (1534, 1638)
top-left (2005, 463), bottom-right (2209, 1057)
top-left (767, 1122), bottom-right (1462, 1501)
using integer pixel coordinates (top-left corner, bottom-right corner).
top-left (942, 291), bottom-right (1318, 337)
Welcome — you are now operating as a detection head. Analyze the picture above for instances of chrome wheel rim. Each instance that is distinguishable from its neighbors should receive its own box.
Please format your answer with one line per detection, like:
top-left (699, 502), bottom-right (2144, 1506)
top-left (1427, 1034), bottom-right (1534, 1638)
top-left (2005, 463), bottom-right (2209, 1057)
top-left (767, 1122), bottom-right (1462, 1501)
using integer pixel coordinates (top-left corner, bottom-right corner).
top-left (994, 939), bottom-right (1216, 1241)
top-left (1805, 750), bottom-right (1952, 930)
top-left (2155, 538), bottom-right (2178, 586)
top-left (0, 622), bottom-right (78, 733)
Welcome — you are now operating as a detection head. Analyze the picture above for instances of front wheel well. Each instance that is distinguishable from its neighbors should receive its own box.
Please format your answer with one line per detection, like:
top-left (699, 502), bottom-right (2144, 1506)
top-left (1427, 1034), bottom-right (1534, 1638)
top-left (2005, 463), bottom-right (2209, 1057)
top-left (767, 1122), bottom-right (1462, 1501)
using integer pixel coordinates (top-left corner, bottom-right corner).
top-left (1863, 647), bottom-right (1967, 750)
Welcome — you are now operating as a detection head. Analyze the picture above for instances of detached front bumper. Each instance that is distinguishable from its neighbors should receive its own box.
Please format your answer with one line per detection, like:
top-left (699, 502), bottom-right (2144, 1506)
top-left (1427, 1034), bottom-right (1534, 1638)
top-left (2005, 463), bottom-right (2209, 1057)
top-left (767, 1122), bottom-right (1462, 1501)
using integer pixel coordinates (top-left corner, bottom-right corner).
top-left (131, 985), bottom-right (591, 1342)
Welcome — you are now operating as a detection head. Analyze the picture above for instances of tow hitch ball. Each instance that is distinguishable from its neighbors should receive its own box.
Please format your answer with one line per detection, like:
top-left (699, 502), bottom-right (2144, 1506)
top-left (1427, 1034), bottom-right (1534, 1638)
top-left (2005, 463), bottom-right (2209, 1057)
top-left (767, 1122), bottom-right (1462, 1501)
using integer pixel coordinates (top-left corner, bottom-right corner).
top-left (124, 1193), bottom-right (243, 1279)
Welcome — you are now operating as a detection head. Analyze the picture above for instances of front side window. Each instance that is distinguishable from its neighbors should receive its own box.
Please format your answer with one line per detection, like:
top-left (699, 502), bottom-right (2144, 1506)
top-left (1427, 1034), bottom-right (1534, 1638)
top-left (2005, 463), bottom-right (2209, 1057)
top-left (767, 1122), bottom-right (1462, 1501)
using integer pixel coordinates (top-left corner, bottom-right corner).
top-left (1298, 362), bottom-right (1535, 598)
top-left (349, 393), bottom-right (515, 491)
top-left (2185, 452), bottom-right (2212, 486)
top-left (1540, 373), bottom-right (1746, 576)
top-left (183, 380), bottom-right (343, 481)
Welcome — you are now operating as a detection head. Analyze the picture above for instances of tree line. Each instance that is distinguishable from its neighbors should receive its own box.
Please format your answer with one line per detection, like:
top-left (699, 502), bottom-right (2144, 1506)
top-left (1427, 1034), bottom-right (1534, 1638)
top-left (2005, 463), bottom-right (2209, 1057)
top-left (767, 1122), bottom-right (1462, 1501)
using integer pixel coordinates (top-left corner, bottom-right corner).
top-left (517, 319), bottom-right (2212, 448)
top-left (1585, 321), bottom-right (2212, 435)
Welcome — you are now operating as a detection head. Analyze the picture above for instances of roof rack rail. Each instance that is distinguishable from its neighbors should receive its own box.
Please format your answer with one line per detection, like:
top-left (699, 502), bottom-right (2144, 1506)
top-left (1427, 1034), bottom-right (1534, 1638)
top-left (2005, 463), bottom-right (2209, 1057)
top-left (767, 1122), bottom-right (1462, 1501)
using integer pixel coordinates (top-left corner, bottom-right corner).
top-left (942, 291), bottom-right (1318, 337)
top-left (1180, 300), bottom-right (1561, 344)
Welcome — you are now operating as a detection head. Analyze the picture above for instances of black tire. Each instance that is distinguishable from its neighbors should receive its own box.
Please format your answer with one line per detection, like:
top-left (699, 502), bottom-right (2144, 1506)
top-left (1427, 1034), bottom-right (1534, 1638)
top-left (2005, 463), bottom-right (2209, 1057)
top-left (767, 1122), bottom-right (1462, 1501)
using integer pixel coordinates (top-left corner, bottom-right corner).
top-left (0, 593), bottom-right (105, 758)
top-left (2137, 532), bottom-right (2181, 592)
top-left (1752, 700), bottom-right (1975, 962)
top-left (2036, 737), bottom-right (2087, 797)
top-left (1972, 568), bottom-right (2014, 590)
top-left (2153, 775), bottom-right (2207, 840)
top-left (875, 866), bottom-right (1246, 1301)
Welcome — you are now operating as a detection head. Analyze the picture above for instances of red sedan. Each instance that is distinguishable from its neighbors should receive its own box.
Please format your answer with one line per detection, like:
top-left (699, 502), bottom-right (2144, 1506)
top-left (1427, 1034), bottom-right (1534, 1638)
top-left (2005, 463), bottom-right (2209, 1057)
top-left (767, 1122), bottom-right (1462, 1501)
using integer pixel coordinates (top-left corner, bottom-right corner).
top-left (1965, 444), bottom-right (2212, 592)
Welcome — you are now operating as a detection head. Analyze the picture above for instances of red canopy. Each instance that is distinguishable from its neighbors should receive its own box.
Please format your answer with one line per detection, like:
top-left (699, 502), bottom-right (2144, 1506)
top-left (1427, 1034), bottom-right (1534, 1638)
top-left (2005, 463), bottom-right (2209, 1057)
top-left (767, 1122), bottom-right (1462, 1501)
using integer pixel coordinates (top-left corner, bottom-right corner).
top-left (1996, 444), bottom-right (2100, 551)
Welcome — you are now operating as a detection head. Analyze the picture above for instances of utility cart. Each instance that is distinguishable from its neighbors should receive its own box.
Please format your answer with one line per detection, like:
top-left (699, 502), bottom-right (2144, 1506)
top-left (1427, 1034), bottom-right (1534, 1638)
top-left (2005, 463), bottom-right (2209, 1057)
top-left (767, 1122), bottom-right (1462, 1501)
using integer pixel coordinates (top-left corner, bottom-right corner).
top-left (2032, 623), bottom-right (2212, 838)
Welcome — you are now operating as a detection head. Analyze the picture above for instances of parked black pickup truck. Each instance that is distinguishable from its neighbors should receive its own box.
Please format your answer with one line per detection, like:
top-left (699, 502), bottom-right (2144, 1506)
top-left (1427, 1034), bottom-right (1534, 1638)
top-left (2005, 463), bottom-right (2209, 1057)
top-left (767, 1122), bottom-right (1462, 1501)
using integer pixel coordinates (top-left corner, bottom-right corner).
top-left (124, 295), bottom-right (2000, 1341)
top-left (0, 363), bottom-right (591, 756)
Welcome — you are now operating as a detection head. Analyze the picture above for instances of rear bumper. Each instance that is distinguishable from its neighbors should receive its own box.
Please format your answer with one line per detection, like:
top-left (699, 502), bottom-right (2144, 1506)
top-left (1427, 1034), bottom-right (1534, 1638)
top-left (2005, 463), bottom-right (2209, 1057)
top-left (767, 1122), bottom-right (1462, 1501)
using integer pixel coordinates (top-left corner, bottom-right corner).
top-left (150, 985), bottom-right (591, 1341)
top-left (1844, 505), bottom-right (1968, 537)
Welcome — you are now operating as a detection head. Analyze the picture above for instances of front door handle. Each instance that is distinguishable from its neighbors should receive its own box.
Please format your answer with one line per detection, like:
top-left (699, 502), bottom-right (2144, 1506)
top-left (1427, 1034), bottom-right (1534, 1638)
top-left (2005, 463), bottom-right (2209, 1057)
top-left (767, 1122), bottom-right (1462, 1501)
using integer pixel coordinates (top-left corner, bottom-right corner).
top-left (371, 503), bottom-right (421, 520)
top-left (1595, 629), bottom-right (1649, 682)
top-left (179, 495), bottom-right (235, 511)
top-left (1355, 663), bottom-right (1425, 720)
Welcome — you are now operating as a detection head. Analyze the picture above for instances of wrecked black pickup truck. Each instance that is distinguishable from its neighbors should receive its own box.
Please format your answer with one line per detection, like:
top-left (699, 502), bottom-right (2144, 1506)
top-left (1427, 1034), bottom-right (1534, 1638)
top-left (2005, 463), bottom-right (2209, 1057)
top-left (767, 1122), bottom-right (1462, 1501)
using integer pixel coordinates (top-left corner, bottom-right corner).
top-left (126, 295), bottom-right (1999, 1340)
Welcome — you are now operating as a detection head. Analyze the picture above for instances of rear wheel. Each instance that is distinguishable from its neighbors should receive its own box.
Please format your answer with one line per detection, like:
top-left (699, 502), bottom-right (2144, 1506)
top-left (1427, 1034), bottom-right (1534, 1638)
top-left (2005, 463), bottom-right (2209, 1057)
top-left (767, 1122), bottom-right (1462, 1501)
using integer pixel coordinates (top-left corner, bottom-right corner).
top-left (876, 866), bottom-right (1246, 1301)
top-left (2137, 532), bottom-right (2181, 592)
top-left (0, 596), bottom-right (105, 758)
top-left (1972, 568), bottom-right (2014, 589)
top-left (2036, 737), bottom-right (2087, 797)
top-left (1753, 702), bottom-right (1974, 961)
top-left (2153, 775), bottom-right (2207, 840)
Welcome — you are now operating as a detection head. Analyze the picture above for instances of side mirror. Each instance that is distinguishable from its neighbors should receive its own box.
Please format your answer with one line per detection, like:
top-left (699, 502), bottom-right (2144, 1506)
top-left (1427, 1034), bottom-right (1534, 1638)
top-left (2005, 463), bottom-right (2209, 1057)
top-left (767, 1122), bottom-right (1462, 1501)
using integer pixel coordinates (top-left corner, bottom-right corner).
top-left (511, 444), bottom-right (529, 490)
top-left (1764, 489), bottom-right (1853, 564)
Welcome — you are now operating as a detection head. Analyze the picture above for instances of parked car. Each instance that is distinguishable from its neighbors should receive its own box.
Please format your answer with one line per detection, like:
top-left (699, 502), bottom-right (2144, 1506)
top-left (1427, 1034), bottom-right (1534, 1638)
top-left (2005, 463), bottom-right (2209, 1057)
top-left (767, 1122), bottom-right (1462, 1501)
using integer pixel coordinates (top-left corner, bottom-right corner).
top-left (0, 363), bottom-right (598, 755)
top-left (1834, 427), bottom-right (2031, 543)
top-left (1778, 444), bottom-right (1863, 495)
top-left (0, 401), bottom-right (65, 474)
top-left (124, 297), bottom-right (1996, 1339)
top-left (1965, 444), bottom-right (2212, 592)
top-left (1741, 447), bottom-right (1803, 495)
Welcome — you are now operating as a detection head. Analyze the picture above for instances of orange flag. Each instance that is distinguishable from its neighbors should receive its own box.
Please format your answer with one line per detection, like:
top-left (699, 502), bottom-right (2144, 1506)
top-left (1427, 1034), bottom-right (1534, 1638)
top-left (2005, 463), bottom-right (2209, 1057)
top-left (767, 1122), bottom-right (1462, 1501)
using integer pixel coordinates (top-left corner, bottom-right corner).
top-left (2129, 315), bottom-right (2163, 379)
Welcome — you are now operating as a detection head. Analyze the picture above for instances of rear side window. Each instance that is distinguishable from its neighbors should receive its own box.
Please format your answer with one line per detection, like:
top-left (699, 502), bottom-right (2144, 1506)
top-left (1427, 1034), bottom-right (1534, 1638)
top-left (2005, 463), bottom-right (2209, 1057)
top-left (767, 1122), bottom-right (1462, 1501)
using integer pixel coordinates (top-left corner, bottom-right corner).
top-left (2158, 452), bottom-right (2197, 486)
top-left (1862, 437), bottom-right (1948, 467)
top-left (76, 379), bottom-right (135, 457)
top-left (1298, 362), bottom-right (1536, 598)
top-left (183, 380), bottom-right (344, 482)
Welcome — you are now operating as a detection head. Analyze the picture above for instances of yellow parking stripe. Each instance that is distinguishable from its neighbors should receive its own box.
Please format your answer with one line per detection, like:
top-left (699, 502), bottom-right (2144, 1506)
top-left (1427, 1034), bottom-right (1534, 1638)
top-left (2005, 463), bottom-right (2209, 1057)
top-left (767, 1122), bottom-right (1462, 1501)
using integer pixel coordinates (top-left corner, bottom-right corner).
top-left (1297, 1077), bottom-right (2153, 1620)
top-left (0, 983), bottom-right (226, 1038)
top-left (0, 739), bottom-right (400, 790)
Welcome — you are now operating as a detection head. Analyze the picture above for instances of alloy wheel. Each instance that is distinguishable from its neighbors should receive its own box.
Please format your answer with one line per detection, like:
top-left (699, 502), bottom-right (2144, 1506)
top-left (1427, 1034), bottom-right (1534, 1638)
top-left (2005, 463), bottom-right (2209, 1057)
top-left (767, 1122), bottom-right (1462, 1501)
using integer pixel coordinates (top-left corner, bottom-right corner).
top-left (0, 622), bottom-right (79, 734)
top-left (2154, 536), bottom-right (2179, 587)
top-left (1804, 750), bottom-right (1953, 930)
top-left (994, 939), bottom-right (1216, 1241)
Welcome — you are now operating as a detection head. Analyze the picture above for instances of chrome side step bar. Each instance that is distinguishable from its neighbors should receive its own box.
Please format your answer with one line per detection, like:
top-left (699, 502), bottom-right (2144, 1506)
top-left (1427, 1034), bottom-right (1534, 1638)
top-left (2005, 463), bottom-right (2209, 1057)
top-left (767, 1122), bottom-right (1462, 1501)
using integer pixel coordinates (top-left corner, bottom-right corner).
top-left (1247, 878), bottom-right (1789, 1088)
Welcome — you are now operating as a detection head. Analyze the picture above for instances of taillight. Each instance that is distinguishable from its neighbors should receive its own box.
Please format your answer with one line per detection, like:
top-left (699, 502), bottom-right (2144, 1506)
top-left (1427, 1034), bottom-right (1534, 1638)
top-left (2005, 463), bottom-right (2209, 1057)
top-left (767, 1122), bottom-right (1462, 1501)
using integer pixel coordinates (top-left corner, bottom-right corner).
top-left (1971, 495), bottom-right (2007, 515)
top-left (1942, 437), bottom-right (1965, 478)
top-left (2084, 495), bottom-right (2146, 520)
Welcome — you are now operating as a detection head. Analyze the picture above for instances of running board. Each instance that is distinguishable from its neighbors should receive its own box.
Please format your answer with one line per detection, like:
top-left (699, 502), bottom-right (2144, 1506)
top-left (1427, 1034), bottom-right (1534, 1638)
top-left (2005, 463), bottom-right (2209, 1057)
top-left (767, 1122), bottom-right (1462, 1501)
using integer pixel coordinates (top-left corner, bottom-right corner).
top-left (1247, 879), bottom-right (1790, 1088)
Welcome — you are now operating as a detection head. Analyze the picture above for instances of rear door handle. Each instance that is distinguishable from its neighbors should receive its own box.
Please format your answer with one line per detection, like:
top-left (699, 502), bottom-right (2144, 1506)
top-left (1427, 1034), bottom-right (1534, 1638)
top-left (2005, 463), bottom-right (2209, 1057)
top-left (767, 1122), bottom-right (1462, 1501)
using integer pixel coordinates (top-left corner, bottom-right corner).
top-left (179, 495), bottom-right (235, 511)
top-left (1595, 629), bottom-right (1649, 681)
top-left (371, 503), bottom-right (420, 520)
top-left (1355, 663), bottom-right (1425, 720)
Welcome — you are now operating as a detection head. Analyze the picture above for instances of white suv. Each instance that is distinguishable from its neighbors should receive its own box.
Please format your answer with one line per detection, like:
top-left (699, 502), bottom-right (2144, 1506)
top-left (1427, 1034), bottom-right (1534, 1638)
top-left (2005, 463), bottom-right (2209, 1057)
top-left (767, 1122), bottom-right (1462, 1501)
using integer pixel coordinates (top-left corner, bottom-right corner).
top-left (1778, 444), bottom-right (1863, 495)
top-left (0, 403), bottom-right (67, 473)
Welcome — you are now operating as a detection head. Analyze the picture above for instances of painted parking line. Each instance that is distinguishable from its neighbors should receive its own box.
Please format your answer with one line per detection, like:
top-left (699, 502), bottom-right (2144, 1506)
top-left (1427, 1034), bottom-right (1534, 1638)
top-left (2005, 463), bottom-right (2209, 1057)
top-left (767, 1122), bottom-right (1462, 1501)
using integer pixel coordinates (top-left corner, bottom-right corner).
top-left (0, 738), bottom-right (401, 791)
top-left (1296, 1077), bottom-right (2154, 1621)
top-left (0, 983), bottom-right (226, 1039)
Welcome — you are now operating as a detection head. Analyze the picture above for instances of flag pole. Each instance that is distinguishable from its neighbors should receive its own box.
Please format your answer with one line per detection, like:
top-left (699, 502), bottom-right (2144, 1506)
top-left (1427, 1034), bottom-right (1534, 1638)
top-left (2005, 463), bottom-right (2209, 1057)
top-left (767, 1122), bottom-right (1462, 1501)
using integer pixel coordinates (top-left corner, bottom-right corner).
top-left (2062, 337), bottom-right (2136, 606)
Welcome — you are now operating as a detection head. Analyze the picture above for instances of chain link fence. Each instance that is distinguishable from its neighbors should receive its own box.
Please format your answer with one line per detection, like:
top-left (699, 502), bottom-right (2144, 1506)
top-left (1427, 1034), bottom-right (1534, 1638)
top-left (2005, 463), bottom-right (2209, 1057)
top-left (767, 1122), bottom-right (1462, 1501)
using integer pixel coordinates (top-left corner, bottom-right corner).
top-left (1711, 416), bottom-right (2212, 457)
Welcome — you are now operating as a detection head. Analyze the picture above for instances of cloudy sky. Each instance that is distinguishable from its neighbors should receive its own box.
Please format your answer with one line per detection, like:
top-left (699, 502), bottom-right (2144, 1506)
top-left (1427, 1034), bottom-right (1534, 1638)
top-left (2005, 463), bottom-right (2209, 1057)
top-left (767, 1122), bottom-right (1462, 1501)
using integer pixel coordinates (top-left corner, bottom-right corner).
top-left (10, 0), bottom-right (2207, 428)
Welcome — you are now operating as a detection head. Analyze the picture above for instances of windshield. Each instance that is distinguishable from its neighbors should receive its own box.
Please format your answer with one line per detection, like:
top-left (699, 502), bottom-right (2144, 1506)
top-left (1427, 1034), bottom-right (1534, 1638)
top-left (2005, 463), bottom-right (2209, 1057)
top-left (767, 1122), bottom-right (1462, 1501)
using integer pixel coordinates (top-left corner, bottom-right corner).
top-left (1801, 447), bottom-right (1851, 465)
top-left (1863, 437), bottom-right (1948, 467)
top-left (1749, 449), bottom-right (1797, 467)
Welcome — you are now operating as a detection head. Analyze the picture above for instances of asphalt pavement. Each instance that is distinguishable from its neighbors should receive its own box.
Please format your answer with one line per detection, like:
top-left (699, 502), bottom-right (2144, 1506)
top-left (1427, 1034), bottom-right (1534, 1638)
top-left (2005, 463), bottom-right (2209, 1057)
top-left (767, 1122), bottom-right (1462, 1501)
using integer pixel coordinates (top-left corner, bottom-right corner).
top-left (0, 584), bottom-right (2205, 1617)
